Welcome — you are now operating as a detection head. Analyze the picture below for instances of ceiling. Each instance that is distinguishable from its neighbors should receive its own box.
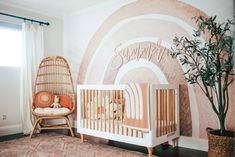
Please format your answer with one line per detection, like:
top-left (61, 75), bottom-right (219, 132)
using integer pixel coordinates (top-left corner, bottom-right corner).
top-left (0, 0), bottom-right (110, 18)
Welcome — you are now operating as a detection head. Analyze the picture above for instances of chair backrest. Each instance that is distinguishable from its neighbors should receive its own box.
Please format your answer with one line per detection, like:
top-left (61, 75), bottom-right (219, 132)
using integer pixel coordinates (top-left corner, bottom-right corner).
top-left (33, 56), bottom-right (75, 111)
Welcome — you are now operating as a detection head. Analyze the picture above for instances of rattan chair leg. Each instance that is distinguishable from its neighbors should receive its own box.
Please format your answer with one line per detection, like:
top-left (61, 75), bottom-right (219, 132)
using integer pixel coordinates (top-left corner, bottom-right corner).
top-left (30, 118), bottom-right (41, 138)
top-left (65, 116), bottom-right (74, 137)
top-left (37, 119), bottom-right (44, 133)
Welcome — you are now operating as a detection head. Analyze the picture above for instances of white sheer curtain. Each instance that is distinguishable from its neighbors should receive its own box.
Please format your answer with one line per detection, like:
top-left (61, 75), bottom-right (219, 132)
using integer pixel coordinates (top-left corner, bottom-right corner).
top-left (20, 23), bottom-right (44, 135)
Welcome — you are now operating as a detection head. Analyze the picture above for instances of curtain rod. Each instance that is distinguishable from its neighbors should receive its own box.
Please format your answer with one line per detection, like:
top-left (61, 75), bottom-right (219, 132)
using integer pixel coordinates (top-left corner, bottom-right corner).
top-left (0, 12), bottom-right (50, 26)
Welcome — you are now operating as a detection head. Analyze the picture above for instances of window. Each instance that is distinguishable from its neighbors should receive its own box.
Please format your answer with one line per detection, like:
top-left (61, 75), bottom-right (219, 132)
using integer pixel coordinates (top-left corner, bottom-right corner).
top-left (0, 22), bottom-right (22, 67)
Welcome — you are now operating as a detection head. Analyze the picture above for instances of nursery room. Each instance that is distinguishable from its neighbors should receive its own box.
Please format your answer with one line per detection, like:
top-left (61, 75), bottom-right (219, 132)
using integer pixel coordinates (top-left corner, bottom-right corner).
top-left (0, 0), bottom-right (234, 157)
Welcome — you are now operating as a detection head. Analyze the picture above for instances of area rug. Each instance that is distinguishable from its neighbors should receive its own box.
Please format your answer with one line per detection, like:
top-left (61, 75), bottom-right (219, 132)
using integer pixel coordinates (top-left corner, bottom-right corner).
top-left (0, 133), bottom-right (156, 157)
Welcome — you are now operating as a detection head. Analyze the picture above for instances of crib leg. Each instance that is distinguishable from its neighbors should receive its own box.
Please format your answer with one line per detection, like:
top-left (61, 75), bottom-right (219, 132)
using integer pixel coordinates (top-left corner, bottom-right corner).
top-left (147, 147), bottom-right (153, 157)
top-left (172, 138), bottom-right (179, 148)
top-left (80, 134), bottom-right (84, 143)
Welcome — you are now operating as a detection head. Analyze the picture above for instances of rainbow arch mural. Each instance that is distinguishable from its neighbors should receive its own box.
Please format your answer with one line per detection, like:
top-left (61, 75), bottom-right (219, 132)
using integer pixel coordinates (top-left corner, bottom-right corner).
top-left (76, 0), bottom-right (235, 138)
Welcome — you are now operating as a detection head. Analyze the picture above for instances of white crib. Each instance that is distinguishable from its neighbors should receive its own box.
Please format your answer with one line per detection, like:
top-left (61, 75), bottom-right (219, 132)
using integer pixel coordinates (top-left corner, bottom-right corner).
top-left (77, 83), bottom-right (180, 157)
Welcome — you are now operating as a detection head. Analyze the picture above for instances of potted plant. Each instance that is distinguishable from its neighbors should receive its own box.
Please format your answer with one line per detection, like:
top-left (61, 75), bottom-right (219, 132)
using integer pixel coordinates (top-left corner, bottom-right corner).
top-left (170, 15), bottom-right (234, 157)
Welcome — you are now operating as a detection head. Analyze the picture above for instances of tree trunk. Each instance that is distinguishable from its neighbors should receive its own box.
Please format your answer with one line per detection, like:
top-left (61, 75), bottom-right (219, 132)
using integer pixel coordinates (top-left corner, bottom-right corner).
top-left (219, 115), bottom-right (226, 135)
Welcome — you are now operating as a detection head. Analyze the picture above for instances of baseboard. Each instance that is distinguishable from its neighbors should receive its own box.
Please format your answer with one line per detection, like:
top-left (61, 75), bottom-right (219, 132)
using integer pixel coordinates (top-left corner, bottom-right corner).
top-left (0, 124), bottom-right (22, 136)
top-left (178, 136), bottom-right (208, 152)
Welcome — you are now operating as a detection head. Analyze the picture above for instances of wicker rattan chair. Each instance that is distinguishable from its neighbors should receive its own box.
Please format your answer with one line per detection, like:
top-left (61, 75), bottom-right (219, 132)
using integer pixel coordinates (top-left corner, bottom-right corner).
top-left (30, 56), bottom-right (75, 138)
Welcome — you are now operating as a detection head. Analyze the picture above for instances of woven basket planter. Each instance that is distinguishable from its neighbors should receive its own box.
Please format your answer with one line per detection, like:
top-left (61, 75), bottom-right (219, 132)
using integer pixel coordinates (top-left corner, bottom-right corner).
top-left (207, 128), bottom-right (235, 157)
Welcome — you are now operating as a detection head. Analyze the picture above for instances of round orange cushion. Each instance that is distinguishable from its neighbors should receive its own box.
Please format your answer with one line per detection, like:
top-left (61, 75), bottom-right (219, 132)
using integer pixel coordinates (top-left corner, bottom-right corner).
top-left (59, 95), bottom-right (73, 110)
top-left (34, 91), bottom-right (54, 108)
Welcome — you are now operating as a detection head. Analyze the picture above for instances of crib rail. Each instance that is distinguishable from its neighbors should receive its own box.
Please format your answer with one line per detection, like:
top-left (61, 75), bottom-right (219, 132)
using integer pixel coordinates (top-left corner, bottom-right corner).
top-left (151, 84), bottom-right (179, 138)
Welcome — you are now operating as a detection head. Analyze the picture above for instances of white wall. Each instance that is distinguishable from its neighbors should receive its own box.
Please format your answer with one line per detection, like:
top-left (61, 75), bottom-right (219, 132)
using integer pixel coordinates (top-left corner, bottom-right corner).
top-left (64, 0), bottom-right (233, 59)
top-left (0, 4), bottom-right (64, 135)
top-left (63, 0), bottom-right (133, 85)
top-left (0, 67), bottom-right (21, 136)
top-left (180, 0), bottom-right (234, 22)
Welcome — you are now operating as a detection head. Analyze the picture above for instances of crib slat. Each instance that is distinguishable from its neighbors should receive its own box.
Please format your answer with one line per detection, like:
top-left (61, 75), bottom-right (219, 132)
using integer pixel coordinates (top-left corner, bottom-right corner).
top-left (85, 90), bottom-right (88, 129)
top-left (91, 90), bottom-right (95, 130)
top-left (80, 90), bottom-right (82, 127)
top-left (162, 89), bottom-right (165, 135)
top-left (156, 89), bottom-right (159, 137)
top-left (158, 89), bottom-right (161, 137)
top-left (171, 89), bottom-right (174, 132)
top-left (96, 90), bottom-right (98, 131)
top-left (115, 90), bottom-right (119, 134)
top-left (120, 90), bottom-right (123, 135)
top-left (159, 89), bottom-right (162, 136)
top-left (169, 89), bottom-right (171, 134)
top-left (108, 91), bottom-right (110, 132)
top-left (172, 89), bottom-right (174, 132)
top-left (173, 89), bottom-right (176, 131)
top-left (169, 89), bottom-right (172, 133)
top-left (112, 90), bottom-right (114, 134)
top-left (104, 90), bottom-right (107, 132)
top-left (100, 90), bottom-right (103, 131)
top-left (162, 89), bottom-right (164, 136)
top-left (88, 90), bottom-right (91, 129)
top-left (161, 90), bottom-right (164, 136)
top-left (166, 89), bottom-right (169, 134)
top-left (163, 89), bottom-right (167, 135)
top-left (164, 89), bottom-right (167, 135)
